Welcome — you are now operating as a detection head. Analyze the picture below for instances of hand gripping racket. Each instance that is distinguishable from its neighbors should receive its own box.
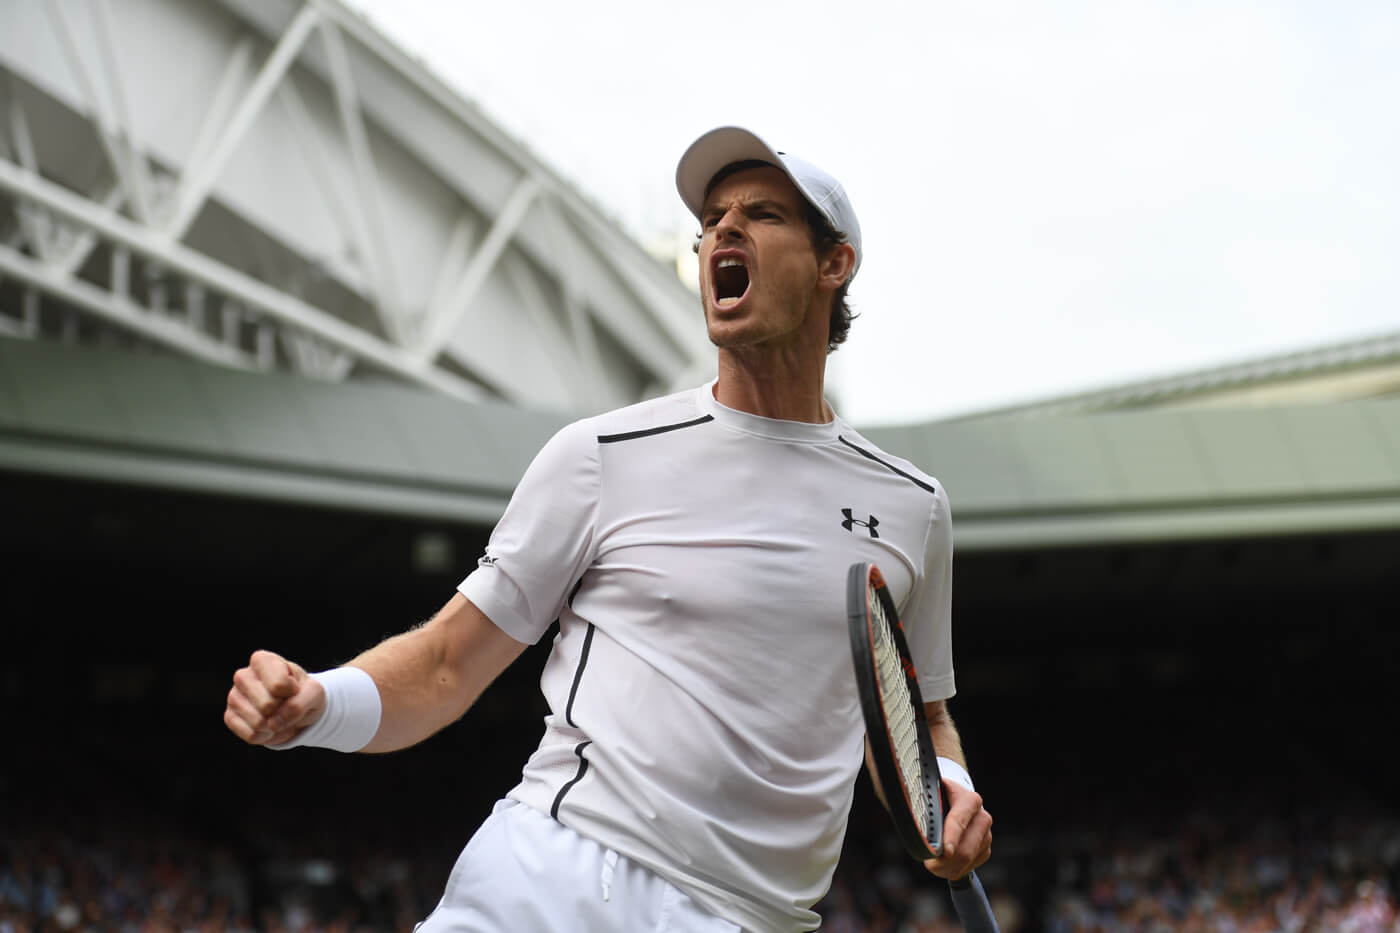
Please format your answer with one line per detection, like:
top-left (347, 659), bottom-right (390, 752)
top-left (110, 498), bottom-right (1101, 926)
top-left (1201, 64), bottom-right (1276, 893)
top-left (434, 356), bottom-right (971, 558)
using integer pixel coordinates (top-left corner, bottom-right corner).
top-left (847, 561), bottom-right (1000, 933)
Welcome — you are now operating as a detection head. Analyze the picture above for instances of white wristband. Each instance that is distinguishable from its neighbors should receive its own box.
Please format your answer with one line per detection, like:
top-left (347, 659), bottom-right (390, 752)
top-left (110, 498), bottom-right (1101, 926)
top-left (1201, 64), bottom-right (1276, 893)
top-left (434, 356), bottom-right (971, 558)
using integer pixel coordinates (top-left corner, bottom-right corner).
top-left (270, 667), bottom-right (382, 753)
top-left (937, 756), bottom-right (975, 793)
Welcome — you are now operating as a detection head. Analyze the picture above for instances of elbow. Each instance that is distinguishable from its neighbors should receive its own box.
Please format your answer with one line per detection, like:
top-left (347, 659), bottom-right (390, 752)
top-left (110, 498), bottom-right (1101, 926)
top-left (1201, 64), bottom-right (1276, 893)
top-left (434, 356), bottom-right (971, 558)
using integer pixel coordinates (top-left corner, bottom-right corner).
top-left (924, 699), bottom-right (953, 728)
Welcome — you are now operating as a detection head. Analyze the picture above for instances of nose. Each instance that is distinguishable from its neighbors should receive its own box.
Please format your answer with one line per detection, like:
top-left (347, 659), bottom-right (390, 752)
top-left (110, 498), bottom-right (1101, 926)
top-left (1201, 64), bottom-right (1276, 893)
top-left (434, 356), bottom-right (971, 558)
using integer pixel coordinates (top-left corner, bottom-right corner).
top-left (714, 207), bottom-right (746, 242)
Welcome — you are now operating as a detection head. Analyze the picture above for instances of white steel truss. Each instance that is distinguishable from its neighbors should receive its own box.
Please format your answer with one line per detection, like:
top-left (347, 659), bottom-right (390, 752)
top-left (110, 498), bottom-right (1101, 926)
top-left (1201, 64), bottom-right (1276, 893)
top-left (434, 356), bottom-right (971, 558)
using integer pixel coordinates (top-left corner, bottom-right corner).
top-left (0, 0), bottom-right (708, 414)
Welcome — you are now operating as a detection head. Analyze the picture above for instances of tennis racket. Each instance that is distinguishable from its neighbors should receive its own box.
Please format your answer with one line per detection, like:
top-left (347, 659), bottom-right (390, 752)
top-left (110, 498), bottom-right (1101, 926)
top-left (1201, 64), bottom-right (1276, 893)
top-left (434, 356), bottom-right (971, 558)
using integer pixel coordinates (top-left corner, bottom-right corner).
top-left (847, 561), bottom-right (1000, 933)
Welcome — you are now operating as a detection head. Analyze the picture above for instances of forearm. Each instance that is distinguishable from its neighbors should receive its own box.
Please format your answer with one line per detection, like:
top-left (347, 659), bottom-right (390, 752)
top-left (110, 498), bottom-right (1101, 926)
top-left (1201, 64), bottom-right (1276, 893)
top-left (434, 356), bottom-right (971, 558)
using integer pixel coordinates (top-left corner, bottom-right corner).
top-left (348, 594), bottom-right (526, 754)
top-left (865, 699), bottom-right (970, 811)
top-left (345, 625), bottom-right (460, 753)
top-left (925, 700), bottom-right (967, 770)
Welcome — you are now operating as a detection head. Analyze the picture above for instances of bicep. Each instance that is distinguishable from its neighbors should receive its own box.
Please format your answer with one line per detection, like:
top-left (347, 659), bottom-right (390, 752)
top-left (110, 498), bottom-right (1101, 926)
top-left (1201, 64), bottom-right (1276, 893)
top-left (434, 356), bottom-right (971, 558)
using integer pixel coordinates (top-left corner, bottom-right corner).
top-left (432, 592), bottom-right (530, 693)
top-left (904, 487), bottom-right (955, 698)
top-left (458, 421), bottom-right (600, 642)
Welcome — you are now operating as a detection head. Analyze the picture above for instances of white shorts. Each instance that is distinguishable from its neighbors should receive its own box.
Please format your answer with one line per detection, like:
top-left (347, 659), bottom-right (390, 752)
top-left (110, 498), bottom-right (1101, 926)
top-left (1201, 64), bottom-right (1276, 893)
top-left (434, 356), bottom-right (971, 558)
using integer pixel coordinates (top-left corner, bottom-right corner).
top-left (416, 799), bottom-right (742, 933)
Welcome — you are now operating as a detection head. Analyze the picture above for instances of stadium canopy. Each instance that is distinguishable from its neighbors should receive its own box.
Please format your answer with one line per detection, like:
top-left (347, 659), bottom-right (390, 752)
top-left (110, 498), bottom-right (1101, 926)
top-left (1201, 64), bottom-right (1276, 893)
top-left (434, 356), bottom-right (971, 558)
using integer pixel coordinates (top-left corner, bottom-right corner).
top-left (0, 0), bottom-right (711, 414)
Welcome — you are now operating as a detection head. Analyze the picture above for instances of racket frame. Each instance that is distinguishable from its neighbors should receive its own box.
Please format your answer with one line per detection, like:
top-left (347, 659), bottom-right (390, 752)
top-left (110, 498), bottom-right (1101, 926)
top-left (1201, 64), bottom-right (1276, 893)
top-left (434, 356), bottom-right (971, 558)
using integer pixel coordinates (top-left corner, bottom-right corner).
top-left (847, 560), bottom-right (945, 862)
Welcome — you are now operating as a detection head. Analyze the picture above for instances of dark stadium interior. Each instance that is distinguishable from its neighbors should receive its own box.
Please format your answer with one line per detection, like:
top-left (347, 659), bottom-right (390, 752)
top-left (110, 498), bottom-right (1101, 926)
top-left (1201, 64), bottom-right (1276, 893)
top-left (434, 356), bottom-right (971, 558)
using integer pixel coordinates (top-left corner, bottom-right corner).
top-left (5, 468), bottom-right (1398, 929)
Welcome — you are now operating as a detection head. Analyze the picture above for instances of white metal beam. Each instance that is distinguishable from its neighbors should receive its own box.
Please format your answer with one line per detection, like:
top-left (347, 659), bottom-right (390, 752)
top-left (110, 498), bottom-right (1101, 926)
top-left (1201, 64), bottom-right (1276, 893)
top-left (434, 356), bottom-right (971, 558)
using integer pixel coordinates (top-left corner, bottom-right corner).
top-left (280, 329), bottom-right (353, 380)
top-left (162, 1), bottom-right (320, 241)
top-left (502, 250), bottom-right (594, 409)
top-left (551, 202), bottom-right (694, 382)
top-left (423, 213), bottom-right (478, 343)
top-left (0, 242), bottom-right (257, 369)
top-left (5, 88), bottom-right (54, 262)
top-left (568, 202), bottom-right (703, 364)
top-left (41, 0), bottom-right (154, 223)
top-left (422, 215), bottom-right (478, 318)
top-left (274, 77), bottom-right (370, 298)
top-left (416, 174), bottom-right (539, 363)
top-left (0, 157), bottom-right (486, 401)
top-left (183, 36), bottom-right (256, 193)
top-left (538, 193), bottom-right (605, 396)
top-left (317, 17), bottom-right (402, 342)
top-left (0, 286), bottom-right (40, 338)
top-left (2, 0), bottom-right (710, 411)
top-left (51, 183), bottom-right (125, 279)
top-left (90, 0), bottom-right (153, 218)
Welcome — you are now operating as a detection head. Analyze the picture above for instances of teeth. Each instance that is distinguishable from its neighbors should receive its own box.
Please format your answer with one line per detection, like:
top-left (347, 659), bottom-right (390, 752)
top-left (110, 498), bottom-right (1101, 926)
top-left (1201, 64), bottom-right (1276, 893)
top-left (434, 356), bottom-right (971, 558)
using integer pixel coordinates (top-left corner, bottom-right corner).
top-left (718, 258), bottom-right (744, 269)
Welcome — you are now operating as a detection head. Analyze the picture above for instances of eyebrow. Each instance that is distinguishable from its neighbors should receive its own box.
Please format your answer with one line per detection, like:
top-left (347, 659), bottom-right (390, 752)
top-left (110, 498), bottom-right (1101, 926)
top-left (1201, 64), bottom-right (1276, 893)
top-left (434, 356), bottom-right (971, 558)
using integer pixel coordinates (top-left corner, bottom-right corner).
top-left (700, 198), bottom-right (796, 221)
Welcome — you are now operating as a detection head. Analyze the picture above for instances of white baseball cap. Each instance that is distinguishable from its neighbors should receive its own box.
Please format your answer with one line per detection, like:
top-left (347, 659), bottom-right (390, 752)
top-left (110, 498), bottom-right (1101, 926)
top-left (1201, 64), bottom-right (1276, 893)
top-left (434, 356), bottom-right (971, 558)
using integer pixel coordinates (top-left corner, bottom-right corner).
top-left (675, 126), bottom-right (862, 280)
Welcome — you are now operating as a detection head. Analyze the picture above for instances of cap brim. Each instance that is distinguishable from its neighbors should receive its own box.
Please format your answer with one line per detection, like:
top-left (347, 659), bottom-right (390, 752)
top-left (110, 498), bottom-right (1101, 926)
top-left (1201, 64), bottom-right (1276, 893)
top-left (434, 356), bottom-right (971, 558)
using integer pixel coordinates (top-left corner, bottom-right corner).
top-left (675, 126), bottom-right (787, 220)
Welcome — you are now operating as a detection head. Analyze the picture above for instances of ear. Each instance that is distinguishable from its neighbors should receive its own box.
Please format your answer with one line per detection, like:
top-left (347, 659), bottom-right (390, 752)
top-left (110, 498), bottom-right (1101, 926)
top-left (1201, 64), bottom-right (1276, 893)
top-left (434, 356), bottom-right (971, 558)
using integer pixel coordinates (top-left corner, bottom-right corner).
top-left (817, 242), bottom-right (856, 291)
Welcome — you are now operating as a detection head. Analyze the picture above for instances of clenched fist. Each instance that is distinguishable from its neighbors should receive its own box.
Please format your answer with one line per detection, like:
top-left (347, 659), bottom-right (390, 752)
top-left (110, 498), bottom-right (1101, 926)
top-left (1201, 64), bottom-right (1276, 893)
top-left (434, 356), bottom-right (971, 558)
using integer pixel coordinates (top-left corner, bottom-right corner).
top-left (224, 650), bottom-right (326, 746)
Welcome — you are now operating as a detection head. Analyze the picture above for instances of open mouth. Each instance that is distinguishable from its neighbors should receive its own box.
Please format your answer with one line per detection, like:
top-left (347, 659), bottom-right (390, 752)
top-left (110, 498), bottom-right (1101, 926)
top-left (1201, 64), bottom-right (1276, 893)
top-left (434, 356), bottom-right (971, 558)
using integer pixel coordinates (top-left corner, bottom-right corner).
top-left (712, 256), bottom-right (750, 308)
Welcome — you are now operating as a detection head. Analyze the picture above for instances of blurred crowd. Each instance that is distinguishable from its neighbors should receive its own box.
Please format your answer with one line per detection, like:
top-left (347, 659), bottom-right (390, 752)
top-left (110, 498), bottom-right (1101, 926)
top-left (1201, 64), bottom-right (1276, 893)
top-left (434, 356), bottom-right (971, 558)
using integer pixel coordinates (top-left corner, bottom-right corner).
top-left (0, 822), bottom-right (444, 933)
top-left (1037, 805), bottom-right (1400, 933)
top-left (0, 797), bottom-right (458, 933)
top-left (814, 798), bottom-right (1399, 933)
top-left (2, 800), bottom-right (1396, 932)
top-left (0, 823), bottom-right (431, 930)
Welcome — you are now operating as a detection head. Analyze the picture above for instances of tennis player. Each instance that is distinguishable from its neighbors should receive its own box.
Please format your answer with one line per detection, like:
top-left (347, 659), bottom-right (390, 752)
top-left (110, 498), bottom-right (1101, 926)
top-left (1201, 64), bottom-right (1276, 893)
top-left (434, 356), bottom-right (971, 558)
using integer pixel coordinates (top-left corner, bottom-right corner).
top-left (224, 126), bottom-right (993, 932)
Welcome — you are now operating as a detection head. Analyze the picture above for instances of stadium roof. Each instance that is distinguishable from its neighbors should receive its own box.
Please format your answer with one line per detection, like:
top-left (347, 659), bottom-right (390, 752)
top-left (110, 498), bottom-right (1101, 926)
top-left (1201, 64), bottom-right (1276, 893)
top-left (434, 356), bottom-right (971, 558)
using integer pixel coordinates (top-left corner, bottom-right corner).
top-left (0, 0), bottom-right (709, 412)
top-left (5, 335), bottom-right (1399, 552)
top-left (956, 328), bottom-right (1400, 418)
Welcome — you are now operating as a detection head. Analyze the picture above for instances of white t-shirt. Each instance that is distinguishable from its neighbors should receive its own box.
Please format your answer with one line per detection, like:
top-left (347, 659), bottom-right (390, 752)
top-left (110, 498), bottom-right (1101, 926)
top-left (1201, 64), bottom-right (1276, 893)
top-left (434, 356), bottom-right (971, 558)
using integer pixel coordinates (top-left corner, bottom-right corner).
top-left (459, 382), bottom-right (955, 932)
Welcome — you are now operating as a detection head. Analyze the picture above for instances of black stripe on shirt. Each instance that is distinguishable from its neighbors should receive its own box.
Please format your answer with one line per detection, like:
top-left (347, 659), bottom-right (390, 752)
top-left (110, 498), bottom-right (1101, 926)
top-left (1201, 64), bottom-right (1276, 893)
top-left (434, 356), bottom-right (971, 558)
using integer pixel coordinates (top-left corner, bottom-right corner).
top-left (837, 436), bottom-right (938, 495)
top-left (597, 414), bottom-right (713, 444)
top-left (564, 622), bottom-right (596, 728)
top-left (550, 741), bottom-right (592, 821)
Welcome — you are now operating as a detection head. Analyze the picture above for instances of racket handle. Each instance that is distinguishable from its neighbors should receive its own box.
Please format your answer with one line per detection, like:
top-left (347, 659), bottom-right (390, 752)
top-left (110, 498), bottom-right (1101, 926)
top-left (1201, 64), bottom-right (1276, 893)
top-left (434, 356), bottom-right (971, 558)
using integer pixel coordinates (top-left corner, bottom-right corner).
top-left (948, 871), bottom-right (1001, 933)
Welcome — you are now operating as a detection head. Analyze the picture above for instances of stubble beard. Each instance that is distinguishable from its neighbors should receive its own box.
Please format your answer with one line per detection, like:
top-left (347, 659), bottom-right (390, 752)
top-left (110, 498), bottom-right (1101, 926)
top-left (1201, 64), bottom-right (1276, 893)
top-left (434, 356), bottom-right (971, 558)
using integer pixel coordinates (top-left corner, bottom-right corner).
top-left (701, 287), bottom-right (812, 352)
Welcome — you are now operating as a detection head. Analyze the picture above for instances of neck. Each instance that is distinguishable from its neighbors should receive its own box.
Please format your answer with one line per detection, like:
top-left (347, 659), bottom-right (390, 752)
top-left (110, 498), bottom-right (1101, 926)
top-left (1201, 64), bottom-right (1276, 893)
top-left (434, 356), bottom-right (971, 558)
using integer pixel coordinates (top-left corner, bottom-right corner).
top-left (713, 347), bottom-right (831, 423)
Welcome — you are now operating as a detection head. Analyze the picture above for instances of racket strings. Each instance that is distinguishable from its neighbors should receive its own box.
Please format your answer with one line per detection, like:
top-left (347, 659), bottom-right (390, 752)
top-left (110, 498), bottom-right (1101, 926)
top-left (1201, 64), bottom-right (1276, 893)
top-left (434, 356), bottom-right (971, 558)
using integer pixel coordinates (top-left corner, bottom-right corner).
top-left (868, 584), bottom-right (929, 836)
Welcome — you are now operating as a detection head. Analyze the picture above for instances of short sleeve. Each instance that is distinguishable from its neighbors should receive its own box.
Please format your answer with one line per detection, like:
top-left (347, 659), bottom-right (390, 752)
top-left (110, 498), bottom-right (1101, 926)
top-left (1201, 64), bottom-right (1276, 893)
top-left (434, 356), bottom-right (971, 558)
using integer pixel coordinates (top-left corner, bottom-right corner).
top-left (902, 484), bottom-right (956, 702)
top-left (458, 420), bottom-right (601, 644)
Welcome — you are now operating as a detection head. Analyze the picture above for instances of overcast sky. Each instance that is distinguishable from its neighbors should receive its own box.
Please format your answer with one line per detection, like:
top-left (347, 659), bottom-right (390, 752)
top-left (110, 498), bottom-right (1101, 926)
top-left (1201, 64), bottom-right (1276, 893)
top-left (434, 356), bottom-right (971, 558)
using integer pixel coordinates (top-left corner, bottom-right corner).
top-left (343, 0), bottom-right (1399, 425)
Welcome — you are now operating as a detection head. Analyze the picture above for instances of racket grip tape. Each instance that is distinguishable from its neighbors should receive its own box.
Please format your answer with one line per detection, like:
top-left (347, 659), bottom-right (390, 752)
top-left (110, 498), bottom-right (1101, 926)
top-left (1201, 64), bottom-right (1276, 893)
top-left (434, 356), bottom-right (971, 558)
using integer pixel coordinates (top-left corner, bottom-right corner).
top-left (948, 871), bottom-right (1001, 933)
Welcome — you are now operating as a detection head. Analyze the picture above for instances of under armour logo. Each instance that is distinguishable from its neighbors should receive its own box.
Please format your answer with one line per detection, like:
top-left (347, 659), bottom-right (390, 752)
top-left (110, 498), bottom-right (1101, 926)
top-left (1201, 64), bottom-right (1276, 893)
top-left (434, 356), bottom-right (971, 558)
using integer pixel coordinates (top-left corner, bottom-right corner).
top-left (841, 509), bottom-right (880, 538)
